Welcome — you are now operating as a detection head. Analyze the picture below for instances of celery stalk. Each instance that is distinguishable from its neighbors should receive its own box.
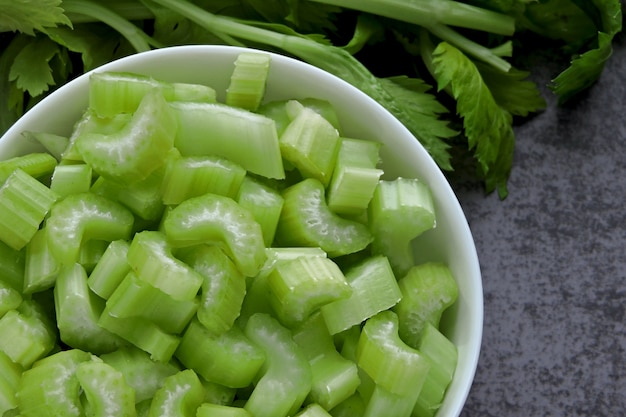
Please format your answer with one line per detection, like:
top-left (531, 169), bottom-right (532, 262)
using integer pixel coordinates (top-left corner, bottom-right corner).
top-left (226, 51), bottom-right (271, 111)
top-left (0, 153), bottom-right (57, 184)
top-left (87, 239), bottom-right (131, 299)
top-left (22, 229), bottom-right (61, 294)
top-left (76, 361), bottom-right (136, 417)
top-left (0, 350), bottom-right (21, 414)
top-left (49, 164), bottom-right (92, 198)
top-left (0, 240), bottom-right (25, 291)
top-left (0, 280), bottom-right (22, 318)
top-left (236, 176), bottom-right (284, 247)
top-left (147, 369), bottom-right (205, 417)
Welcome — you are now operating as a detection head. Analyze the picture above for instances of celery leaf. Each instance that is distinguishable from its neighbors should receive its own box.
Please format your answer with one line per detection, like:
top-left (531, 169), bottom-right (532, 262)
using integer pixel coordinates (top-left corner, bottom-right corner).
top-left (8, 36), bottom-right (65, 97)
top-left (0, 0), bottom-right (71, 35)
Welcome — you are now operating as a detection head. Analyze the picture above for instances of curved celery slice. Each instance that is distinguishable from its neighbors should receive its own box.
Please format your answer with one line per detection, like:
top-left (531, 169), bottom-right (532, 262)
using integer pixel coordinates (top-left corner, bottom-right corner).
top-left (76, 90), bottom-right (177, 185)
top-left (45, 192), bottom-right (134, 268)
top-left (76, 361), bottom-right (136, 417)
top-left (226, 51), bottom-right (271, 111)
top-left (275, 178), bottom-right (373, 257)
top-left (163, 193), bottom-right (267, 277)
top-left (236, 176), bottom-right (284, 247)
top-left (147, 369), bottom-right (204, 417)
top-left (171, 101), bottom-right (285, 179)
top-left (0, 153), bottom-right (57, 184)
top-left (243, 313), bottom-right (312, 417)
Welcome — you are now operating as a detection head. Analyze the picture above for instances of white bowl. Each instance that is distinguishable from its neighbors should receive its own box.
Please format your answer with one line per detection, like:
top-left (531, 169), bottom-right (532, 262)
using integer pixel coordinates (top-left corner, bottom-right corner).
top-left (0, 45), bottom-right (482, 417)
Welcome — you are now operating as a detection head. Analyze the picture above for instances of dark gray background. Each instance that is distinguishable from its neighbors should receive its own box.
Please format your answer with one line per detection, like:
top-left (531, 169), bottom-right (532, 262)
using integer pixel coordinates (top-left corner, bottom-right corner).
top-left (455, 19), bottom-right (626, 417)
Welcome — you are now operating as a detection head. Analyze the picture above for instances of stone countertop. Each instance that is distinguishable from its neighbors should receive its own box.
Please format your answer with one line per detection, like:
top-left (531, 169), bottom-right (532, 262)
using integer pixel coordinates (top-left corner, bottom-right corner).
top-left (455, 24), bottom-right (626, 417)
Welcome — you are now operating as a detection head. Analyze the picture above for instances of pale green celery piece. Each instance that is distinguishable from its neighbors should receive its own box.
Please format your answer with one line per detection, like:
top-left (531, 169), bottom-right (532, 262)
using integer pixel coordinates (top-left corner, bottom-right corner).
top-left (163, 193), bottom-right (267, 277)
top-left (136, 400), bottom-right (152, 417)
top-left (175, 318), bottom-right (265, 389)
top-left (87, 239), bottom-right (131, 299)
top-left (106, 271), bottom-right (199, 335)
top-left (49, 163), bottom-right (92, 198)
top-left (0, 169), bottom-right (57, 251)
top-left (243, 313), bottom-right (312, 417)
top-left (76, 90), bottom-right (178, 185)
top-left (177, 245), bottom-right (246, 336)
top-left (45, 192), bottom-right (134, 268)
top-left (226, 51), bottom-right (271, 112)
top-left (0, 350), bottom-right (22, 414)
top-left (267, 256), bottom-right (352, 327)
top-left (393, 262), bottom-right (459, 348)
top-left (54, 263), bottom-right (125, 354)
top-left (412, 323), bottom-right (458, 417)
top-left (258, 98), bottom-right (342, 137)
top-left (0, 153), bottom-right (58, 184)
top-left (236, 176), bottom-right (284, 247)
top-left (172, 82), bottom-right (217, 103)
top-left (275, 178), bottom-right (373, 257)
top-left (279, 103), bottom-right (341, 187)
top-left (363, 384), bottom-right (420, 417)
top-left (16, 349), bottom-right (93, 417)
top-left (161, 155), bottom-right (246, 205)
top-left (0, 240), bottom-right (25, 291)
top-left (100, 345), bottom-right (181, 404)
top-left (292, 312), bottom-right (361, 410)
top-left (368, 178), bottom-right (436, 277)
top-left (336, 325), bottom-right (361, 362)
top-left (321, 255), bottom-right (401, 335)
top-left (23, 226), bottom-right (59, 295)
top-left (327, 393), bottom-right (366, 417)
top-left (356, 311), bottom-right (430, 397)
top-left (147, 369), bottom-right (205, 417)
top-left (126, 231), bottom-right (203, 301)
top-left (295, 403), bottom-right (333, 417)
top-left (21, 132), bottom-right (70, 161)
top-left (76, 361), bottom-right (136, 417)
top-left (0, 280), bottom-right (22, 318)
top-left (196, 403), bottom-right (251, 417)
top-left (77, 239), bottom-right (109, 274)
top-left (199, 379), bottom-right (237, 406)
top-left (170, 101), bottom-right (285, 179)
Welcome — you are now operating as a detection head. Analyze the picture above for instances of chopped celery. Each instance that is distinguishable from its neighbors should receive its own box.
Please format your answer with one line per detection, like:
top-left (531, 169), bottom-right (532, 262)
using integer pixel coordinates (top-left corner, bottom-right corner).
top-left (171, 101), bottom-right (285, 179)
top-left (0, 280), bottom-right (22, 318)
top-left (259, 98), bottom-right (341, 137)
top-left (77, 239), bottom-right (109, 274)
top-left (197, 403), bottom-right (250, 417)
top-left (49, 163), bottom-right (92, 198)
top-left (0, 153), bottom-right (57, 184)
top-left (363, 384), bottom-right (420, 417)
top-left (0, 350), bottom-right (21, 414)
top-left (0, 169), bottom-right (57, 251)
top-left (0, 240), bottom-right (25, 291)
top-left (328, 393), bottom-right (366, 417)
top-left (22, 228), bottom-right (61, 294)
top-left (87, 239), bottom-right (131, 299)
top-left (199, 379), bottom-right (237, 407)
top-left (172, 82), bottom-right (217, 103)
top-left (295, 403), bottom-right (333, 417)
top-left (162, 193), bottom-right (267, 277)
top-left (275, 178), bottom-right (373, 257)
top-left (147, 369), bottom-right (205, 417)
top-left (236, 176), bottom-right (284, 247)
top-left (226, 51), bottom-right (271, 111)
top-left (76, 360), bottom-right (136, 417)
top-left (45, 192), bottom-right (134, 267)
top-left (21, 131), bottom-right (69, 161)
top-left (393, 262), bottom-right (459, 348)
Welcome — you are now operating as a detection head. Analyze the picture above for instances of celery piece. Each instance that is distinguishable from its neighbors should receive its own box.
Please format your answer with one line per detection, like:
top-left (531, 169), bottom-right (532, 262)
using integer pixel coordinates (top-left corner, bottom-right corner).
top-left (0, 169), bottom-right (57, 251)
top-left (126, 231), bottom-right (203, 301)
top-left (0, 240), bottom-right (25, 291)
top-left (23, 228), bottom-right (60, 294)
top-left (275, 178), bottom-right (373, 257)
top-left (175, 318), bottom-right (265, 389)
top-left (171, 101), bottom-right (285, 179)
top-left (226, 51), bottom-right (271, 111)
top-left (363, 384), bottom-right (419, 417)
top-left (196, 403), bottom-right (251, 417)
top-left (267, 256), bottom-right (352, 327)
top-left (259, 98), bottom-right (341, 137)
top-left (368, 178), bottom-right (436, 277)
top-left (76, 90), bottom-right (177, 185)
top-left (336, 325), bottom-right (361, 362)
top-left (199, 379), bottom-right (237, 406)
top-left (236, 176), bottom-right (284, 247)
top-left (243, 313), bottom-right (312, 417)
top-left (106, 271), bottom-right (199, 334)
top-left (0, 280), bottom-right (22, 318)
top-left (147, 369), bottom-right (205, 417)
top-left (0, 153), bottom-right (57, 184)
top-left (279, 102), bottom-right (340, 187)
top-left (0, 305), bottom-right (56, 368)
top-left (49, 163), bottom-right (92, 198)
top-left (161, 155), bottom-right (246, 205)
top-left (295, 403), bottom-right (333, 417)
top-left (76, 360), bottom-right (136, 417)
top-left (45, 192), bottom-right (134, 267)
top-left (328, 393), bottom-right (366, 417)
top-left (292, 312), bottom-right (360, 410)
top-left (321, 255), bottom-right (401, 335)
top-left (77, 239), bottom-right (109, 274)
top-left (100, 345), bottom-right (181, 404)
top-left (16, 349), bottom-right (92, 417)
top-left (163, 193), bottom-right (267, 277)
top-left (21, 131), bottom-right (70, 161)
top-left (178, 245), bottom-right (246, 336)
top-left (412, 323), bottom-right (458, 417)
top-left (0, 350), bottom-right (22, 414)
top-left (54, 263), bottom-right (125, 354)
top-left (172, 82), bottom-right (217, 103)
top-left (356, 311), bottom-right (430, 397)
top-left (393, 262), bottom-right (459, 348)
top-left (87, 239), bottom-right (131, 299)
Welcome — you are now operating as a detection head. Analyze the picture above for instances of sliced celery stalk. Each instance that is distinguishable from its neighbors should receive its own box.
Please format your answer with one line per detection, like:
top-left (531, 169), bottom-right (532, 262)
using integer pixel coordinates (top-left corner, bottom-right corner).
top-left (267, 256), bottom-right (352, 327)
top-left (393, 262), bottom-right (459, 348)
top-left (0, 169), bottom-right (57, 251)
top-left (54, 263), bottom-right (125, 354)
top-left (236, 176), bottom-right (284, 247)
top-left (0, 153), bottom-right (57, 184)
top-left (76, 361), bottom-right (136, 417)
top-left (163, 193), bottom-right (267, 277)
top-left (171, 101), bottom-right (285, 179)
top-left (175, 318), bottom-right (265, 389)
top-left (147, 369), bottom-right (205, 417)
top-left (226, 51), bottom-right (271, 111)
top-left (45, 192), bottom-right (134, 267)
top-left (77, 239), bottom-right (109, 274)
top-left (23, 223), bottom-right (60, 294)
top-left (0, 350), bottom-right (22, 414)
top-left (295, 403), bottom-right (333, 417)
top-left (49, 163), bottom-right (92, 198)
top-left (328, 393), bottom-right (366, 417)
top-left (0, 240), bottom-right (25, 291)
top-left (321, 255), bottom-right (401, 335)
top-left (21, 131), bottom-right (69, 161)
top-left (172, 82), bottom-right (217, 103)
top-left (0, 304), bottom-right (56, 368)
top-left (258, 98), bottom-right (342, 138)
top-left (363, 384), bottom-right (419, 417)
top-left (87, 239), bottom-right (131, 299)
top-left (196, 403), bottom-right (251, 417)
top-left (243, 313), bottom-right (312, 417)
top-left (200, 379), bottom-right (237, 407)
top-left (0, 280), bottom-right (22, 318)
top-left (275, 178), bottom-right (373, 257)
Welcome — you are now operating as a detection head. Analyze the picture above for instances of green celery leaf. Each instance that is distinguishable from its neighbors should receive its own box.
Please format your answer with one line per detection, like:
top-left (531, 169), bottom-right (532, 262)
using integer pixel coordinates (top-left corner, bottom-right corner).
top-left (0, 34), bottom-right (31, 134)
top-left (0, 0), bottom-right (71, 35)
top-left (8, 35), bottom-right (65, 97)
top-left (432, 41), bottom-right (515, 198)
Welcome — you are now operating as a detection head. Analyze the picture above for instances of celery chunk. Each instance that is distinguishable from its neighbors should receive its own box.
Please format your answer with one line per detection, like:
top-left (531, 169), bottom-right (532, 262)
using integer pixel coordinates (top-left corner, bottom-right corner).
top-left (0, 153), bottom-right (57, 184)
top-left (226, 51), bottom-right (271, 111)
top-left (0, 240), bottom-right (25, 291)
top-left (236, 176), bottom-right (284, 247)
top-left (295, 403), bottom-right (333, 417)
top-left (147, 369), bottom-right (204, 417)
top-left (23, 228), bottom-right (60, 294)
top-left (76, 360), bottom-right (136, 417)
top-left (49, 163), bottom-right (92, 198)
top-left (197, 403), bottom-right (251, 417)
top-left (0, 350), bottom-right (21, 414)
top-left (87, 239), bottom-right (131, 299)
top-left (0, 280), bottom-right (22, 318)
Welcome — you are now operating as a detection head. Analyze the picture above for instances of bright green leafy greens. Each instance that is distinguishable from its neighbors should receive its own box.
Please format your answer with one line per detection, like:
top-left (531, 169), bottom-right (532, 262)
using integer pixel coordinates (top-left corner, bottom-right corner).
top-left (0, 0), bottom-right (622, 198)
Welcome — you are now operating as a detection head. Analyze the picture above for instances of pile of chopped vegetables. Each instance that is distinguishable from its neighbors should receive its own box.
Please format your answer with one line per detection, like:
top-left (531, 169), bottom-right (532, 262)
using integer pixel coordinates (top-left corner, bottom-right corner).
top-left (0, 0), bottom-right (622, 198)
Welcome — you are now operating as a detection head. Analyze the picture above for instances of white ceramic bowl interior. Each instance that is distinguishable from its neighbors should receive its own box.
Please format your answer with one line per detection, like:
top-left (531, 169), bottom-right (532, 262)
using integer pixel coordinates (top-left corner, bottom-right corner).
top-left (0, 45), bottom-right (483, 417)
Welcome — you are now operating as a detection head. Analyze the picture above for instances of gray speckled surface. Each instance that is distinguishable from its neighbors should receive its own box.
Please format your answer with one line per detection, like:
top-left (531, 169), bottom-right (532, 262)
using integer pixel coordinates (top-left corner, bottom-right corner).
top-left (455, 26), bottom-right (626, 417)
